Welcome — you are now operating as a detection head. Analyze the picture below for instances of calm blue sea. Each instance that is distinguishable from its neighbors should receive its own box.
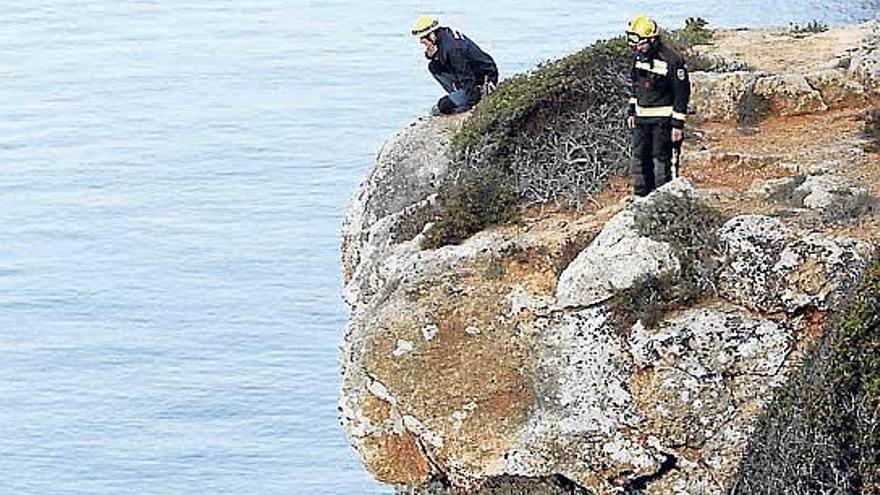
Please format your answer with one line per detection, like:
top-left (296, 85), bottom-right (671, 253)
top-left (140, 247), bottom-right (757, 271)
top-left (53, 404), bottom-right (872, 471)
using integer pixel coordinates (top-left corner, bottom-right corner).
top-left (0, 1), bottom-right (875, 494)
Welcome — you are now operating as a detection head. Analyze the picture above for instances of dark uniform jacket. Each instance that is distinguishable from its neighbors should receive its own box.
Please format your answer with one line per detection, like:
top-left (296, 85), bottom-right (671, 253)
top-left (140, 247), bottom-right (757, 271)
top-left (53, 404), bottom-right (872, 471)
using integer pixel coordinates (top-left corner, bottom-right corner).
top-left (431, 27), bottom-right (498, 106)
top-left (627, 41), bottom-right (691, 129)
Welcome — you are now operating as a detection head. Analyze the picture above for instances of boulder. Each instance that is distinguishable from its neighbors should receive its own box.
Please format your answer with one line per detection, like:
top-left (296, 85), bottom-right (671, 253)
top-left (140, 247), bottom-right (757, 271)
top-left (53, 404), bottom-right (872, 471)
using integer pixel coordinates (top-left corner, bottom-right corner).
top-left (503, 303), bottom-right (798, 495)
top-left (752, 74), bottom-right (828, 116)
top-left (689, 71), bottom-right (755, 122)
top-left (794, 174), bottom-right (869, 211)
top-left (718, 215), bottom-right (874, 313)
top-left (555, 181), bottom-right (697, 308)
top-left (848, 22), bottom-right (880, 91)
top-left (805, 69), bottom-right (870, 108)
top-left (747, 175), bottom-right (806, 203)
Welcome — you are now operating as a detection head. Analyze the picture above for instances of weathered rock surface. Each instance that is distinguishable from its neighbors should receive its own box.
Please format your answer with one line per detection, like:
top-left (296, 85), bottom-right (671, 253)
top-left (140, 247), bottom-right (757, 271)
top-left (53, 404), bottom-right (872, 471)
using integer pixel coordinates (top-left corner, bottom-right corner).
top-left (690, 19), bottom-right (880, 123)
top-left (340, 170), bottom-right (873, 494)
top-left (689, 71), bottom-right (755, 122)
top-left (794, 174), bottom-right (869, 211)
top-left (718, 215), bottom-right (874, 314)
top-left (341, 115), bottom-right (466, 285)
top-left (805, 69), bottom-right (871, 108)
top-left (342, 115), bottom-right (467, 305)
top-left (752, 74), bottom-right (829, 116)
top-left (555, 182), bottom-right (694, 308)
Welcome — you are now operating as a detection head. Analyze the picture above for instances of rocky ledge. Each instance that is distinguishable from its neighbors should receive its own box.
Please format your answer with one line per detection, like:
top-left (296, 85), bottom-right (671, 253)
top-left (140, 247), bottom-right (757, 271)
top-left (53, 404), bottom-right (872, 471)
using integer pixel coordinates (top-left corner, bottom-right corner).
top-left (339, 20), bottom-right (880, 495)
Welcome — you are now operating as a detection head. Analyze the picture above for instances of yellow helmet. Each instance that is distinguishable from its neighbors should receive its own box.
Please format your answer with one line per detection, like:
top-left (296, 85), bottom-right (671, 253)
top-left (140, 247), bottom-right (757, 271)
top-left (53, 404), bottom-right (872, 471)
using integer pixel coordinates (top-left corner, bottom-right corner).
top-left (627, 15), bottom-right (659, 39)
top-left (412, 15), bottom-right (440, 38)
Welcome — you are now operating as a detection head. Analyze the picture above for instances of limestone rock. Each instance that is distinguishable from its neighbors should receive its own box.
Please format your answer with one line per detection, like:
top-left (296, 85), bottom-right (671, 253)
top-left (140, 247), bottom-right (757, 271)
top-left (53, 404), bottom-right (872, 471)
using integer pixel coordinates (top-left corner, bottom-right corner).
top-left (689, 71), bottom-right (755, 122)
top-left (341, 116), bottom-right (465, 283)
top-left (504, 307), bottom-right (661, 491)
top-left (628, 306), bottom-right (793, 494)
top-left (555, 181), bottom-right (696, 308)
top-left (495, 302), bottom-right (798, 495)
top-left (794, 174), bottom-right (869, 211)
top-left (718, 215), bottom-right (873, 313)
top-left (752, 74), bottom-right (828, 116)
top-left (340, 23), bottom-right (880, 495)
top-left (805, 69), bottom-right (870, 108)
top-left (848, 21), bottom-right (880, 91)
top-left (775, 233), bottom-right (874, 312)
top-left (747, 175), bottom-right (806, 203)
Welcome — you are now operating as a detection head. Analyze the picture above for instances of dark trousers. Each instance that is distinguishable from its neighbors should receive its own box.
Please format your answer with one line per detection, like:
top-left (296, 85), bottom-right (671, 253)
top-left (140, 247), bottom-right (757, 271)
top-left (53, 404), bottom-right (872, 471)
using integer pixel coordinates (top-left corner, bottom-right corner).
top-left (428, 60), bottom-right (497, 114)
top-left (630, 121), bottom-right (673, 196)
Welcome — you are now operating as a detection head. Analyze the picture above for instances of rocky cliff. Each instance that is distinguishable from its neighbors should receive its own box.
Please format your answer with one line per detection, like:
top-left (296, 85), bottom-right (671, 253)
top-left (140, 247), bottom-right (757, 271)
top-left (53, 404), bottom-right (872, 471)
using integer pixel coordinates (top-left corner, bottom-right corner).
top-left (340, 21), bottom-right (880, 495)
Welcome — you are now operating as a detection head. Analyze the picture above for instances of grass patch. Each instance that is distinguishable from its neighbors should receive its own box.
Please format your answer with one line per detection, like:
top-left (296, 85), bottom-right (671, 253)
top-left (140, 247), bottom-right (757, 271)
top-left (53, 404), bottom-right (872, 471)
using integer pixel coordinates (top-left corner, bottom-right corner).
top-left (610, 190), bottom-right (726, 328)
top-left (732, 255), bottom-right (880, 494)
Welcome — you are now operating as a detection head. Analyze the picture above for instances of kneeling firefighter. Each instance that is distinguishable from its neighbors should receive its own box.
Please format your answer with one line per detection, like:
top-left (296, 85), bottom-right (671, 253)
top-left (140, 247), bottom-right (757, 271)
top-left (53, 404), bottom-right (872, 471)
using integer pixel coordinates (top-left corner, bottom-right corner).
top-left (625, 15), bottom-right (691, 196)
top-left (411, 15), bottom-right (499, 115)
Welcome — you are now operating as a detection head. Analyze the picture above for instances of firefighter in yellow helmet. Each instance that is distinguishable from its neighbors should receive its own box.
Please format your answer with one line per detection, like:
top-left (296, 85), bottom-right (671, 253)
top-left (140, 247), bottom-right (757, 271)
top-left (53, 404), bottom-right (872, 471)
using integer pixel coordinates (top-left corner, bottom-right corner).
top-left (411, 15), bottom-right (499, 116)
top-left (625, 15), bottom-right (691, 196)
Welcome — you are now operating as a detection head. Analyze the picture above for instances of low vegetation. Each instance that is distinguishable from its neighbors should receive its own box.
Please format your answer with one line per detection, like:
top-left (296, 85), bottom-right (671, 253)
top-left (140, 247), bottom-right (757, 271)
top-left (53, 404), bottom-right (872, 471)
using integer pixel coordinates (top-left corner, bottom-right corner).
top-left (421, 37), bottom-right (632, 249)
top-left (789, 20), bottom-right (829, 35)
top-left (732, 256), bottom-right (880, 494)
top-left (420, 166), bottom-right (517, 250)
top-left (611, 191), bottom-right (726, 328)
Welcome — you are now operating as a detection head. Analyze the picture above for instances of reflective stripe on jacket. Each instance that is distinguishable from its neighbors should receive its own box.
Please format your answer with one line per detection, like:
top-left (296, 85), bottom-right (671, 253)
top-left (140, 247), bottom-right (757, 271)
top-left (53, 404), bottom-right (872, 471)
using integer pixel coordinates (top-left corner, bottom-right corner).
top-left (627, 41), bottom-right (691, 128)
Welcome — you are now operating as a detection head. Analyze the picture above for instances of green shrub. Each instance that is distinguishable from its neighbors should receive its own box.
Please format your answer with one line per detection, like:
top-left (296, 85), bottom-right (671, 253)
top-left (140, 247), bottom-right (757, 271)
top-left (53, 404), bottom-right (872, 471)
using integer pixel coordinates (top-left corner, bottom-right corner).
top-left (450, 37), bottom-right (632, 207)
top-left (611, 191), bottom-right (726, 328)
top-left (421, 166), bottom-right (518, 249)
top-left (667, 17), bottom-right (713, 48)
top-left (732, 256), bottom-right (880, 494)
top-left (789, 20), bottom-right (829, 35)
top-left (451, 38), bottom-right (631, 162)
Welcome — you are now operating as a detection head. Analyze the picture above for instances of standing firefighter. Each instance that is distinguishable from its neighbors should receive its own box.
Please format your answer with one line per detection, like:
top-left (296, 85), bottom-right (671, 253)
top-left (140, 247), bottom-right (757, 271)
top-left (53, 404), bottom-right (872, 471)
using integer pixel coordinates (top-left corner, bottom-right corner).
top-left (625, 15), bottom-right (691, 196)
top-left (412, 15), bottom-right (499, 116)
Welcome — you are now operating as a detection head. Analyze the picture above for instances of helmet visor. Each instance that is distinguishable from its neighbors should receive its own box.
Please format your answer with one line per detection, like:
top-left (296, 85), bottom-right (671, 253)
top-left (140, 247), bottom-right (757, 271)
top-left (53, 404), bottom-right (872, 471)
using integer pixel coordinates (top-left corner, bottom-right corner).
top-left (626, 32), bottom-right (643, 45)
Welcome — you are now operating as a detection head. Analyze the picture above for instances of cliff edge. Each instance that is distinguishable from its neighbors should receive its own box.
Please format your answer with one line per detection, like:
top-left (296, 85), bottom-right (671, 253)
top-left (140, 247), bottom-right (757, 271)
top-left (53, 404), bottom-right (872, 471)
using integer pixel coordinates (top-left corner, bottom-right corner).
top-left (340, 20), bottom-right (880, 495)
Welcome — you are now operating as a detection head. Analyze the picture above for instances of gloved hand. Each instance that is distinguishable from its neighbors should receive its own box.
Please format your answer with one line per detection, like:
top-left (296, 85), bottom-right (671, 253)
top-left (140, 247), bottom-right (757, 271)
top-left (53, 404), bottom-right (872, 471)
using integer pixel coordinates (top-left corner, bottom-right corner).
top-left (671, 127), bottom-right (684, 142)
